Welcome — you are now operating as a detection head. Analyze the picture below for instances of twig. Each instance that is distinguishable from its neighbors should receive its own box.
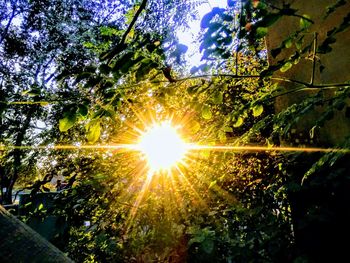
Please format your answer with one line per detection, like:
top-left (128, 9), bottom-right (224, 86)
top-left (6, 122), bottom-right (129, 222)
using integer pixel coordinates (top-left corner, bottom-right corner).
top-left (310, 32), bottom-right (318, 85)
top-left (271, 77), bottom-right (350, 88)
top-left (151, 74), bottom-right (260, 83)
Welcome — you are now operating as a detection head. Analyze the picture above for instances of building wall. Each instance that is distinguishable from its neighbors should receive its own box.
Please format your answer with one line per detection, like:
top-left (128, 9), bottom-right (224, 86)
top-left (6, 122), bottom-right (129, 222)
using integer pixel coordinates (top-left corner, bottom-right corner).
top-left (266, 0), bottom-right (350, 145)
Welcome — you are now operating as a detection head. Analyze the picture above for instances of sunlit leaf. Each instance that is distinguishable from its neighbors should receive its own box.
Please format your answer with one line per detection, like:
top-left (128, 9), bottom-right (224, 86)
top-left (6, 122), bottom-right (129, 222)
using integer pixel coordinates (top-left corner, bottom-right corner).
top-left (218, 130), bottom-right (226, 143)
top-left (233, 116), bottom-right (243, 127)
top-left (59, 112), bottom-right (77, 132)
top-left (202, 105), bottom-right (212, 120)
top-left (252, 104), bottom-right (264, 117)
top-left (212, 91), bottom-right (223, 104)
top-left (86, 121), bottom-right (101, 143)
top-left (22, 88), bottom-right (41, 97)
top-left (280, 62), bottom-right (293, 72)
top-left (300, 14), bottom-right (312, 30)
top-left (100, 26), bottom-right (118, 36)
top-left (256, 27), bottom-right (268, 38)
top-left (284, 38), bottom-right (293, 48)
top-left (223, 126), bottom-right (233, 132)
top-left (38, 203), bottom-right (44, 210)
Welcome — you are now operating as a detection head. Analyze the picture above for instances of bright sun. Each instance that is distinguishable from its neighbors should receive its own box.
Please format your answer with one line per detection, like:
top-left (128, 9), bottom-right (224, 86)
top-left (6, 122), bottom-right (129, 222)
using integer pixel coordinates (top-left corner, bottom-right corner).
top-left (137, 121), bottom-right (188, 172)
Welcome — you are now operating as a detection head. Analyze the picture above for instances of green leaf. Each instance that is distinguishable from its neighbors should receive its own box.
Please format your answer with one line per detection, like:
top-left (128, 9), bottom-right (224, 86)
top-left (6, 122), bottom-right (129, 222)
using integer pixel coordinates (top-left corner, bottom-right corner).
top-left (202, 105), bottom-right (212, 120)
top-left (233, 116), bottom-right (244, 127)
top-left (300, 14), bottom-right (312, 30)
top-left (201, 239), bottom-right (214, 254)
top-left (252, 104), bottom-right (264, 117)
top-left (59, 112), bottom-right (77, 132)
top-left (280, 62), bottom-right (293, 72)
top-left (295, 37), bottom-right (304, 50)
top-left (86, 121), bottom-right (101, 143)
top-left (100, 26), bottom-right (118, 36)
top-left (284, 38), bottom-right (293, 48)
top-left (256, 27), bottom-right (268, 38)
top-left (212, 91), bottom-right (223, 104)
top-left (78, 104), bottom-right (89, 117)
top-left (218, 131), bottom-right (226, 143)
top-left (38, 203), bottom-right (44, 211)
top-left (83, 42), bottom-right (94, 48)
top-left (223, 126), bottom-right (233, 132)
top-left (22, 88), bottom-right (41, 97)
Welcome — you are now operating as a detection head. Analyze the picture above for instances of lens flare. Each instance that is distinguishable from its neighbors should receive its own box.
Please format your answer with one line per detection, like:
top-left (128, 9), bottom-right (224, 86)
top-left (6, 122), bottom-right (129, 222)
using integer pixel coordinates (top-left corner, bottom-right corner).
top-left (136, 121), bottom-right (188, 172)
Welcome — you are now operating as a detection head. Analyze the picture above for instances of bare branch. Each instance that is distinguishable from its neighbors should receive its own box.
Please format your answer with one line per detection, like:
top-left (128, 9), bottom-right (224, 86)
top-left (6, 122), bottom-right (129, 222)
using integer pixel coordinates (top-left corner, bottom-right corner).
top-left (0, 6), bottom-right (17, 45)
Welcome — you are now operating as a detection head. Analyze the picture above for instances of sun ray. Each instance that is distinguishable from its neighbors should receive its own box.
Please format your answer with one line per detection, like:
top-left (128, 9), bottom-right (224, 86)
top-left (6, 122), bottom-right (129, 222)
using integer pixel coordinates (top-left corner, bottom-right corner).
top-left (1, 143), bottom-right (349, 154)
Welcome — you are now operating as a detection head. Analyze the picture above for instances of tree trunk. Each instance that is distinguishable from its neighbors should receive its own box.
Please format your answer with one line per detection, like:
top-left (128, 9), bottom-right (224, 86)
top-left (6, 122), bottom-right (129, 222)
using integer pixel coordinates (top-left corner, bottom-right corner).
top-left (0, 205), bottom-right (73, 263)
top-left (3, 106), bottom-right (35, 204)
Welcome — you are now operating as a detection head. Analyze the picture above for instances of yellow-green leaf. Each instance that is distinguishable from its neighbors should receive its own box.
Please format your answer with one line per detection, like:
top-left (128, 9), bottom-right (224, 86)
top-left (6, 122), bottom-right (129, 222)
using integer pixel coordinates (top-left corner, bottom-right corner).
top-left (280, 62), bottom-right (293, 72)
top-left (233, 116), bottom-right (244, 127)
top-left (284, 38), bottom-right (293, 48)
top-left (87, 121), bottom-right (101, 143)
top-left (218, 130), bottom-right (227, 143)
top-left (256, 27), bottom-right (268, 38)
top-left (223, 126), bottom-right (233, 132)
top-left (212, 91), bottom-right (223, 104)
top-left (59, 113), bottom-right (76, 132)
top-left (300, 14), bottom-right (312, 30)
top-left (202, 105), bottom-right (212, 120)
top-left (252, 104), bottom-right (264, 117)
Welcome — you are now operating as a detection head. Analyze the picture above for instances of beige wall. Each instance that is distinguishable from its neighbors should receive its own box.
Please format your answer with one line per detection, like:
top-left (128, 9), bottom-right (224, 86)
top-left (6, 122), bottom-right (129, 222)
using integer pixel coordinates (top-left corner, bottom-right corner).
top-left (266, 0), bottom-right (350, 145)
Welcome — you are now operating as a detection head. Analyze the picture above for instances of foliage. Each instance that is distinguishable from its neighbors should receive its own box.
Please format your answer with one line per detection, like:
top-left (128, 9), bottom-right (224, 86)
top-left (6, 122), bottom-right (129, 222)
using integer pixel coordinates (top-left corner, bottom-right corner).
top-left (2, 0), bottom-right (350, 262)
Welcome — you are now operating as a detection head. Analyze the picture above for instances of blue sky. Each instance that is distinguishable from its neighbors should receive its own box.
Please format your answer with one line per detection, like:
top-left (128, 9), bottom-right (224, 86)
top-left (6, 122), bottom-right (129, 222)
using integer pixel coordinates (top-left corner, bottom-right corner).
top-left (177, 0), bottom-right (227, 67)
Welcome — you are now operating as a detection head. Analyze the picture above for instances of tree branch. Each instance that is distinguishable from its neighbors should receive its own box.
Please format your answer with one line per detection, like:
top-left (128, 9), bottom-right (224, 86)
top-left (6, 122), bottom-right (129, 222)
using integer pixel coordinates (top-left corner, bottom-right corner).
top-left (0, 6), bottom-right (17, 45)
top-left (271, 77), bottom-right (350, 88)
top-left (120, 0), bottom-right (148, 45)
top-left (151, 74), bottom-right (261, 83)
top-left (102, 0), bottom-right (148, 62)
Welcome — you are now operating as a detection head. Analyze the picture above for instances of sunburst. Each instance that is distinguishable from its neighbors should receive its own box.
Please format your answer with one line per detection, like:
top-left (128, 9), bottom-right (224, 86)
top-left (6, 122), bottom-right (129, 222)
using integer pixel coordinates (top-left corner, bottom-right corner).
top-left (135, 120), bottom-right (189, 173)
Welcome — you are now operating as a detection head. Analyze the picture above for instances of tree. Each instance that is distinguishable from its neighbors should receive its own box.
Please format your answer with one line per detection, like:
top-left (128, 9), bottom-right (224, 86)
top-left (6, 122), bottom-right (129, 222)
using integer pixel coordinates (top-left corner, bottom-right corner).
top-left (2, 0), bottom-right (350, 262)
top-left (0, 0), bottom-right (127, 204)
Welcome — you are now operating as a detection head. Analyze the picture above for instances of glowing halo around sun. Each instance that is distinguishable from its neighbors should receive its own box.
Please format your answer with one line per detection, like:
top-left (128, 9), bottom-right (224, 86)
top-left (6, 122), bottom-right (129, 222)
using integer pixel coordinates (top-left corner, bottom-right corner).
top-left (136, 121), bottom-right (189, 172)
